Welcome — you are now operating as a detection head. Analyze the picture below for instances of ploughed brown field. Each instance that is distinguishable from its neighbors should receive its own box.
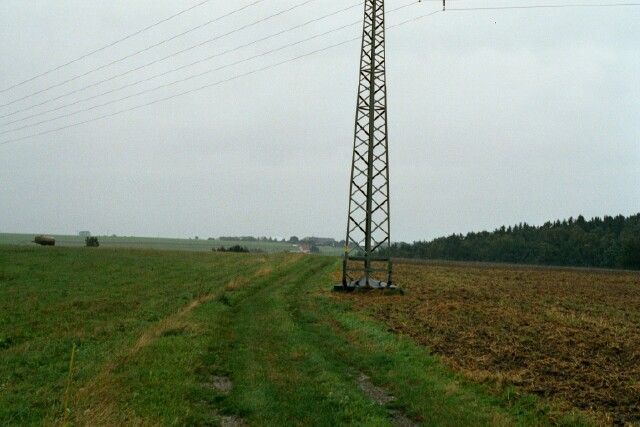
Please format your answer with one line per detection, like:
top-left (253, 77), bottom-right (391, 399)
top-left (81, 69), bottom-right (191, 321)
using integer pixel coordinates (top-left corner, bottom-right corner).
top-left (336, 261), bottom-right (640, 425)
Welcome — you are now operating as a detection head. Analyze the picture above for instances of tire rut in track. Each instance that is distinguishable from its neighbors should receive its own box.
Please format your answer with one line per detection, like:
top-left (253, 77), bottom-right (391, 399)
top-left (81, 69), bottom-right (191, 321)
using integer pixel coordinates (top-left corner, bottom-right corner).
top-left (277, 259), bottom-right (419, 426)
top-left (355, 373), bottom-right (418, 427)
top-left (198, 256), bottom-right (323, 426)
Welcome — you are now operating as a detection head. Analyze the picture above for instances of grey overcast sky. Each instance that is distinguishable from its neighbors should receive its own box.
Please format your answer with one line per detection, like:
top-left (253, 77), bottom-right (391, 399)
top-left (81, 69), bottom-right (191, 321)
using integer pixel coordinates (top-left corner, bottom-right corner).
top-left (0, 0), bottom-right (638, 242)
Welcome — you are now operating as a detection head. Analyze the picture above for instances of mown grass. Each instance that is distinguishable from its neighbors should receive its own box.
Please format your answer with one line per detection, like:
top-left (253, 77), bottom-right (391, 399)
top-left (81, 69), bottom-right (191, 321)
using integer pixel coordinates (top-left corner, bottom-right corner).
top-left (1, 245), bottom-right (577, 425)
top-left (0, 245), bottom-right (263, 425)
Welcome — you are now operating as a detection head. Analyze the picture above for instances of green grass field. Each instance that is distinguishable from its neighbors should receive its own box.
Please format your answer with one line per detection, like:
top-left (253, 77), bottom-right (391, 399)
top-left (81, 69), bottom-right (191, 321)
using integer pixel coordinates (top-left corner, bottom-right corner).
top-left (0, 245), bottom-right (587, 426)
top-left (0, 233), bottom-right (343, 255)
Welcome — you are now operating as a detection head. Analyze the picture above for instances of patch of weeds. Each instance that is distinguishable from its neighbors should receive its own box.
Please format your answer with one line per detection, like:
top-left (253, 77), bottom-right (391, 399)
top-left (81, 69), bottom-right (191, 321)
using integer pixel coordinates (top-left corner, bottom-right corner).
top-left (217, 293), bottom-right (232, 307)
top-left (200, 375), bottom-right (234, 394)
top-left (0, 337), bottom-right (12, 349)
top-left (557, 409), bottom-right (594, 427)
top-left (179, 291), bottom-right (194, 302)
top-left (192, 281), bottom-right (213, 298)
top-left (507, 393), bottom-right (552, 421)
top-left (160, 327), bottom-right (186, 338)
top-left (486, 383), bottom-right (562, 424)
top-left (500, 385), bottom-right (519, 406)
top-left (0, 271), bottom-right (12, 286)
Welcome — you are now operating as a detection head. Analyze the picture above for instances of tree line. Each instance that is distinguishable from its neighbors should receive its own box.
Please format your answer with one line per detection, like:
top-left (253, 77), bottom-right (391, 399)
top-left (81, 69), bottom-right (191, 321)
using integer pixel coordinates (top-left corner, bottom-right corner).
top-left (389, 214), bottom-right (640, 270)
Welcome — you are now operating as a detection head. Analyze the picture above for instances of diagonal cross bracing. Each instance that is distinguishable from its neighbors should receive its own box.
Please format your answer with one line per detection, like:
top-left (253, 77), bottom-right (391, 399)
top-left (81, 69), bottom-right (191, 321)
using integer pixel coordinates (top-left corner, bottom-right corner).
top-left (342, 0), bottom-right (392, 288)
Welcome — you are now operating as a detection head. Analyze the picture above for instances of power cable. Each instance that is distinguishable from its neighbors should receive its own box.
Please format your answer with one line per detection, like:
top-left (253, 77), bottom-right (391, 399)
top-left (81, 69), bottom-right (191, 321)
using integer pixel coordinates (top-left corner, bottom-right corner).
top-left (0, 0), bottom-right (269, 109)
top-left (0, 38), bottom-right (363, 147)
top-left (1, 0), bottom-right (350, 124)
top-left (4, 1), bottom-right (639, 146)
top-left (448, 3), bottom-right (640, 11)
top-left (0, 0), bottom-right (214, 94)
top-left (0, 19), bottom-right (364, 137)
top-left (7, 1), bottom-right (629, 118)
top-left (0, 8), bottom-right (442, 147)
top-left (1, 0), bottom-right (420, 135)
top-left (461, 3), bottom-right (640, 10)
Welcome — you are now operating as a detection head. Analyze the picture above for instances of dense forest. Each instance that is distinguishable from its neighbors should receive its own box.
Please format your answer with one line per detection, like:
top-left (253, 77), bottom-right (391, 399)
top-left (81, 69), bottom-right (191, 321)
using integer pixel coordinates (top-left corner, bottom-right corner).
top-left (390, 214), bottom-right (640, 270)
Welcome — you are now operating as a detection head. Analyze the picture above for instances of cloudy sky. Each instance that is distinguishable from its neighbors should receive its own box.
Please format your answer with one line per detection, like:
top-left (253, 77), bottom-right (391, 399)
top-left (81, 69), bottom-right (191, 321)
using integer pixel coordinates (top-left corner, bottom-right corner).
top-left (0, 0), bottom-right (638, 242)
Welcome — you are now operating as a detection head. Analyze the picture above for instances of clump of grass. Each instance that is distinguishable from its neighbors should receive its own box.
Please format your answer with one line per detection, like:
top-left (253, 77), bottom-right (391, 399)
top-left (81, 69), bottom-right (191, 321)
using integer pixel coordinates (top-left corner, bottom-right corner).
top-left (0, 337), bottom-right (12, 349)
top-left (216, 293), bottom-right (232, 307)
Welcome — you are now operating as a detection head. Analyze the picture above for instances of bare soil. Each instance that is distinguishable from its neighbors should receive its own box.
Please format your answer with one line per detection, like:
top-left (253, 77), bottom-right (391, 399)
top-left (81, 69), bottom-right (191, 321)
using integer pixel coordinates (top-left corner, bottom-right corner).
top-left (355, 372), bottom-right (417, 427)
top-left (337, 261), bottom-right (640, 425)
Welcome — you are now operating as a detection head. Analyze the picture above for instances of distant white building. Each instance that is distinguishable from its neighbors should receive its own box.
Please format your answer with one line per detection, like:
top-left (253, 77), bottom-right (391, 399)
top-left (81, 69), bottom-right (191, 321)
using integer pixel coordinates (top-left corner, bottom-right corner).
top-left (299, 244), bottom-right (312, 254)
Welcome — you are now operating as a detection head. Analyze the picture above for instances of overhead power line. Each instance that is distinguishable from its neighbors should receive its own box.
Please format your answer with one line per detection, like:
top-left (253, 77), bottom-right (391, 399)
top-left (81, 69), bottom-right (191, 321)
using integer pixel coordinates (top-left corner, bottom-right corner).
top-left (0, 0), bottom-right (270, 109)
top-left (0, 19), bottom-right (365, 137)
top-left (0, 0), bottom-right (347, 124)
top-left (1, 0), bottom-right (421, 136)
top-left (0, 8), bottom-right (443, 147)
top-left (4, 2), bottom-right (635, 115)
top-left (3, 1), bottom-right (639, 146)
top-left (448, 3), bottom-right (640, 11)
top-left (0, 38), bottom-right (363, 147)
top-left (0, 0), bottom-right (214, 94)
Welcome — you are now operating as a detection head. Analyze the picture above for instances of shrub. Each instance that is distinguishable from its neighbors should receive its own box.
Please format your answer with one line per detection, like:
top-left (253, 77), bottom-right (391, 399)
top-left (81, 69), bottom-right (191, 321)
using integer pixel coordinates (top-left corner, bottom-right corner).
top-left (85, 236), bottom-right (99, 247)
top-left (214, 245), bottom-right (249, 253)
top-left (620, 237), bottom-right (640, 269)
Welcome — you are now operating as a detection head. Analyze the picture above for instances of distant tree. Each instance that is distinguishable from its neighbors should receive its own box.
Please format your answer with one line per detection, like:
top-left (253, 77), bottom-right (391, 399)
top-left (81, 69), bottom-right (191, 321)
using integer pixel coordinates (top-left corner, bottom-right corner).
top-left (289, 236), bottom-right (299, 243)
top-left (387, 213), bottom-right (640, 270)
top-left (215, 245), bottom-right (249, 253)
top-left (310, 245), bottom-right (320, 254)
top-left (620, 237), bottom-right (640, 269)
top-left (85, 236), bottom-right (99, 247)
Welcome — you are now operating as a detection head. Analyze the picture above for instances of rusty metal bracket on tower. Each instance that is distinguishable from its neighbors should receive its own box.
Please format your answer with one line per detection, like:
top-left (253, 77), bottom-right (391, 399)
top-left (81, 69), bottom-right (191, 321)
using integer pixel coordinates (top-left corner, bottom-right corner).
top-left (337, 0), bottom-right (396, 291)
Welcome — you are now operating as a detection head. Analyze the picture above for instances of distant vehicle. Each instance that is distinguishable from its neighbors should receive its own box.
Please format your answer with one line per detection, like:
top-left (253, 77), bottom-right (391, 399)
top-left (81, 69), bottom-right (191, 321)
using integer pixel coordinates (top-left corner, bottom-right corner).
top-left (34, 235), bottom-right (55, 246)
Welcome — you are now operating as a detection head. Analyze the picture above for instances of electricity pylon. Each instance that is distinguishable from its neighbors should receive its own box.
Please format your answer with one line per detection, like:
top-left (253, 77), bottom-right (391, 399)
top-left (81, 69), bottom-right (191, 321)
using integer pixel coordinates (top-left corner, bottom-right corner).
top-left (340, 0), bottom-right (394, 289)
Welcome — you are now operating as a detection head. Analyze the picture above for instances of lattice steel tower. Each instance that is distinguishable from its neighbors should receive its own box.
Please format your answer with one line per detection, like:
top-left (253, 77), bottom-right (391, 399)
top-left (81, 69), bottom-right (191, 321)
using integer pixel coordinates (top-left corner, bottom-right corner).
top-left (341, 0), bottom-right (394, 289)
